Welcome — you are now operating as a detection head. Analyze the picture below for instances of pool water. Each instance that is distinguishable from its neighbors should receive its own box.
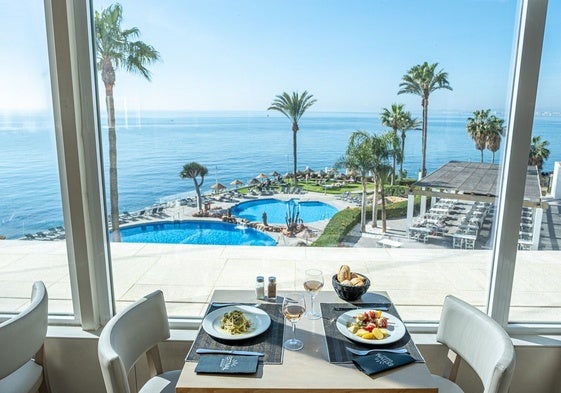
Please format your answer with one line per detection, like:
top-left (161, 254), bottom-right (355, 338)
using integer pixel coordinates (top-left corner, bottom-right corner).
top-left (118, 221), bottom-right (276, 246)
top-left (231, 198), bottom-right (337, 224)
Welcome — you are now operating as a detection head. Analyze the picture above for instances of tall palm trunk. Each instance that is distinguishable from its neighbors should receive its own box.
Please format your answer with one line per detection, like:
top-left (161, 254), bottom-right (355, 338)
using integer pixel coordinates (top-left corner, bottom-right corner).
top-left (293, 127), bottom-right (298, 186)
top-left (400, 132), bottom-right (406, 179)
top-left (390, 129), bottom-right (397, 186)
top-left (291, 120), bottom-right (300, 186)
top-left (105, 81), bottom-right (121, 242)
top-left (371, 174), bottom-right (379, 229)
top-left (421, 95), bottom-right (428, 178)
top-left (359, 175), bottom-right (367, 232)
top-left (380, 186), bottom-right (387, 233)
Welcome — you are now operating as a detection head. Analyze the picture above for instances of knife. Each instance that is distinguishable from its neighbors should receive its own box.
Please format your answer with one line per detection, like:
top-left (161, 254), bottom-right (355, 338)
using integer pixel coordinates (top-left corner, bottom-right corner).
top-left (196, 348), bottom-right (265, 356)
top-left (334, 305), bottom-right (390, 311)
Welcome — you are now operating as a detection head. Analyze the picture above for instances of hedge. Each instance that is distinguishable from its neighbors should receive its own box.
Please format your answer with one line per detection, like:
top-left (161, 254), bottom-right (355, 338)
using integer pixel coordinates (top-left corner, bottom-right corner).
top-left (310, 196), bottom-right (420, 247)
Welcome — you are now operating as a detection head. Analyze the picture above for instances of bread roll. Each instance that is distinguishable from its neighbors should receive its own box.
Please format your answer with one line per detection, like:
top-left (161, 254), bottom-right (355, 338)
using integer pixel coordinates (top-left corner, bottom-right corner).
top-left (350, 277), bottom-right (364, 286)
top-left (337, 265), bottom-right (351, 282)
top-left (340, 279), bottom-right (352, 286)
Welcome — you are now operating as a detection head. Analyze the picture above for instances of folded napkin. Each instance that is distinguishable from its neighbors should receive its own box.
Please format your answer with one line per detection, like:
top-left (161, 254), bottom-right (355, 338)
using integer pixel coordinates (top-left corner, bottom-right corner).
top-left (195, 354), bottom-right (259, 374)
top-left (352, 352), bottom-right (415, 376)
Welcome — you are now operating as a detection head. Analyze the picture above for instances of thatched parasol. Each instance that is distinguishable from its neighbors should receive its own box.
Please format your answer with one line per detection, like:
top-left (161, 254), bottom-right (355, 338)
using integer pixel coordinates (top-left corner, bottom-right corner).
top-left (211, 182), bottom-right (226, 193)
top-left (256, 173), bottom-right (269, 180)
top-left (230, 179), bottom-right (245, 187)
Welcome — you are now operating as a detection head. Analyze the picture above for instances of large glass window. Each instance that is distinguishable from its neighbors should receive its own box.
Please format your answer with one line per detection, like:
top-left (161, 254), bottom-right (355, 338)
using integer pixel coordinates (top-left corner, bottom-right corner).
top-left (510, 0), bottom-right (561, 323)
top-left (3, 0), bottom-right (554, 329)
top-left (89, 0), bottom-right (522, 320)
top-left (0, 1), bottom-right (71, 314)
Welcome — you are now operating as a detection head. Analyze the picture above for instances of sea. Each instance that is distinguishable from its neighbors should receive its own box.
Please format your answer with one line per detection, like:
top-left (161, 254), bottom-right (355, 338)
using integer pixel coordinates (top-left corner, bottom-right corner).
top-left (1, 110), bottom-right (560, 239)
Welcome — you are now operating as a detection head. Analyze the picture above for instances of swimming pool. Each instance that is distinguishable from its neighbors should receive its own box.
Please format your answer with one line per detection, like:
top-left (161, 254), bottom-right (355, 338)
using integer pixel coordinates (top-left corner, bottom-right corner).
top-left (231, 198), bottom-right (337, 224)
top-left (117, 221), bottom-right (276, 246)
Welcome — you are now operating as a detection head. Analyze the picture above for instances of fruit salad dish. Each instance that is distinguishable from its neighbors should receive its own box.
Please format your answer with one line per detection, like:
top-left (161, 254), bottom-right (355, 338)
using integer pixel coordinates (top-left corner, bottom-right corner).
top-left (346, 310), bottom-right (389, 340)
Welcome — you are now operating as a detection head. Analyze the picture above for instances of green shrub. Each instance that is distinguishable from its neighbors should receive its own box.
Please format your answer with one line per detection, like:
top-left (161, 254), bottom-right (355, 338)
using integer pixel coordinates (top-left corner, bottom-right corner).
top-left (310, 207), bottom-right (361, 247)
top-left (383, 185), bottom-right (409, 198)
top-left (310, 196), bottom-right (420, 247)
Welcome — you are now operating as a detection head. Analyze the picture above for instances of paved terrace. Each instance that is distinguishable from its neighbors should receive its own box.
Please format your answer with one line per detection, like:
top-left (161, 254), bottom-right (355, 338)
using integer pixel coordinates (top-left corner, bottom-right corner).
top-left (4, 192), bottom-right (560, 323)
top-left (1, 240), bottom-right (559, 323)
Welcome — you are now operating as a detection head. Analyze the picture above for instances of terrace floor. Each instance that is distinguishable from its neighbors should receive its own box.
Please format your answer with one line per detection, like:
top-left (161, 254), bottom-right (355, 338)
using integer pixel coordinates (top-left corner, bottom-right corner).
top-left (1, 239), bottom-right (559, 323)
top-left (3, 192), bottom-right (560, 324)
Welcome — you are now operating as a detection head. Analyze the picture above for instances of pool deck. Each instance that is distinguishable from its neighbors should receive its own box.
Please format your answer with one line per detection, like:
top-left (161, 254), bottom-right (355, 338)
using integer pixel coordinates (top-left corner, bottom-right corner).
top-left (117, 190), bottom-right (358, 246)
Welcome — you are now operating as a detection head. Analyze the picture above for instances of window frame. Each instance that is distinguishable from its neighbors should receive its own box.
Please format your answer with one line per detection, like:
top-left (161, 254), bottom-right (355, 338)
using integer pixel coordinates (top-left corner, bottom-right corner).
top-left (42, 0), bottom-right (556, 333)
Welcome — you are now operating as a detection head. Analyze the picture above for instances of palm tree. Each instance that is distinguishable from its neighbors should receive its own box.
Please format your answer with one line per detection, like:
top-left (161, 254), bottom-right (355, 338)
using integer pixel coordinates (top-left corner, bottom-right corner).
top-left (180, 162), bottom-right (209, 211)
top-left (528, 136), bottom-right (551, 171)
top-left (337, 131), bottom-right (392, 232)
top-left (268, 91), bottom-right (316, 186)
top-left (369, 132), bottom-right (393, 231)
top-left (486, 115), bottom-right (505, 164)
top-left (335, 131), bottom-right (375, 233)
top-left (466, 109), bottom-right (491, 162)
top-left (398, 62), bottom-right (452, 178)
top-left (380, 104), bottom-right (418, 183)
top-left (95, 3), bottom-right (160, 241)
top-left (398, 114), bottom-right (420, 179)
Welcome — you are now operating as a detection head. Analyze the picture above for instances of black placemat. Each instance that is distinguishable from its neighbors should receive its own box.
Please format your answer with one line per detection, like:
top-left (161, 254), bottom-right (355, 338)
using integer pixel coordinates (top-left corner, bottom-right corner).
top-left (185, 303), bottom-right (284, 364)
top-left (320, 301), bottom-right (424, 364)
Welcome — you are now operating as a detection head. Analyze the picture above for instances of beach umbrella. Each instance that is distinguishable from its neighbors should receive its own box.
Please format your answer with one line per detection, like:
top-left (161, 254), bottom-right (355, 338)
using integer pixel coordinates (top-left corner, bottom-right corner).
top-left (211, 182), bottom-right (226, 193)
top-left (303, 166), bottom-right (313, 175)
top-left (230, 179), bottom-right (245, 187)
top-left (256, 173), bottom-right (268, 180)
top-left (248, 178), bottom-right (261, 185)
top-left (270, 171), bottom-right (280, 177)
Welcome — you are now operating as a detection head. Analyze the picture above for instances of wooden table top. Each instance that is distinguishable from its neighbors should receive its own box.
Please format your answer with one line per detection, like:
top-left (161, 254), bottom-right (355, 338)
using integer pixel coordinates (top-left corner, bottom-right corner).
top-left (176, 290), bottom-right (437, 393)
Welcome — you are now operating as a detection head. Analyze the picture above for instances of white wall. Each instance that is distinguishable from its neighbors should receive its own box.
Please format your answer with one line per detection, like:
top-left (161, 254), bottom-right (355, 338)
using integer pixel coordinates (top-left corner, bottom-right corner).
top-left (44, 331), bottom-right (561, 393)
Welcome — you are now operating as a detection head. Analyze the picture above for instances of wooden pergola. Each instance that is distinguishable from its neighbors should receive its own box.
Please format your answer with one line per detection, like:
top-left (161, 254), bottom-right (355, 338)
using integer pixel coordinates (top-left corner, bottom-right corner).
top-left (406, 161), bottom-right (545, 250)
top-left (409, 161), bottom-right (543, 207)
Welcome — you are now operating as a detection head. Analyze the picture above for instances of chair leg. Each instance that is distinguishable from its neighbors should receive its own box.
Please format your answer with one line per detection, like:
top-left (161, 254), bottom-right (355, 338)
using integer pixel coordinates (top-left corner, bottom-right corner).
top-left (442, 349), bottom-right (461, 382)
top-left (35, 345), bottom-right (51, 393)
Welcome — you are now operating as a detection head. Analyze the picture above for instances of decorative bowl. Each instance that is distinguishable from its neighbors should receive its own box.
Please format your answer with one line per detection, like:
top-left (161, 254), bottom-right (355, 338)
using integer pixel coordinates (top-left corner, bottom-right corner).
top-left (331, 273), bottom-right (370, 301)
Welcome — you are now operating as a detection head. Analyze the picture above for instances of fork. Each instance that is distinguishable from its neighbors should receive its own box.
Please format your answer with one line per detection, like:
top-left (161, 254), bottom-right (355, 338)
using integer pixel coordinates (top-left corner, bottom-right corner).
top-left (211, 303), bottom-right (261, 308)
top-left (345, 347), bottom-right (408, 356)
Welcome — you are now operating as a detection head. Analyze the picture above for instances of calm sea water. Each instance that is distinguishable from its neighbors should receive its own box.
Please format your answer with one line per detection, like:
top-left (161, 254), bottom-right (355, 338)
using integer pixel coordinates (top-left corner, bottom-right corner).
top-left (1, 110), bottom-right (559, 239)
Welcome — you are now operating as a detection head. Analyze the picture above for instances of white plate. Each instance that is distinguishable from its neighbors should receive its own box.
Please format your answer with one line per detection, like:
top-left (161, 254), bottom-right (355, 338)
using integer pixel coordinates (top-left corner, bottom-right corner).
top-left (336, 309), bottom-right (406, 345)
top-left (202, 305), bottom-right (271, 340)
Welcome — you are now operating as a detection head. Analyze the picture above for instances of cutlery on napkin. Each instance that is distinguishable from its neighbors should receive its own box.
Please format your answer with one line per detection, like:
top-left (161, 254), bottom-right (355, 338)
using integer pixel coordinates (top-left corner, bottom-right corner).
top-left (196, 348), bottom-right (265, 356)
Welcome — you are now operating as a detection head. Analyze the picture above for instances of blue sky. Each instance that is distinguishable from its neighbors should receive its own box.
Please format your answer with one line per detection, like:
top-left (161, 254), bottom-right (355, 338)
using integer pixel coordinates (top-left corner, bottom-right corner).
top-left (1, 0), bottom-right (559, 113)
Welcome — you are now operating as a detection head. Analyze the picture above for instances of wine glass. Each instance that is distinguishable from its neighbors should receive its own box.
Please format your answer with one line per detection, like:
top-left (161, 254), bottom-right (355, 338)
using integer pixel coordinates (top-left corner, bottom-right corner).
top-left (303, 269), bottom-right (324, 319)
top-left (282, 293), bottom-right (306, 351)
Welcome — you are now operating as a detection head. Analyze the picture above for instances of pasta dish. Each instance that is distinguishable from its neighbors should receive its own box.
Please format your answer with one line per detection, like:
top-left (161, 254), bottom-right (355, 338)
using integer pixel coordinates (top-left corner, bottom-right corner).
top-left (220, 310), bottom-right (251, 335)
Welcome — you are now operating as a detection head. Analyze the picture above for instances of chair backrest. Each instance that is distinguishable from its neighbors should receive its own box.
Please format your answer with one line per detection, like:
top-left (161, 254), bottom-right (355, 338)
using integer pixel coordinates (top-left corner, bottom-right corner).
top-left (0, 281), bottom-right (48, 379)
top-left (98, 290), bottom-right (170, 393)
top-left (436, 295), bottom-right (516, 393)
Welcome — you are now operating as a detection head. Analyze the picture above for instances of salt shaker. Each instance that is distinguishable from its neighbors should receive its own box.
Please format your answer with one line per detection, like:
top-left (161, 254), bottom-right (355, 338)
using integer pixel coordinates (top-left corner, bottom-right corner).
top-left (267, 276), bottom-right (277, 301)
top-left (255, 276), bottom-right (265, 300)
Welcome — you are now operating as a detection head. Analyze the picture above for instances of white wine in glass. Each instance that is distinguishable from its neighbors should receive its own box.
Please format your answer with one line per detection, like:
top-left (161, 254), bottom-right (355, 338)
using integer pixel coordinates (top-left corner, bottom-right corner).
top-left (304, 269), bottom-right (324, 319)
top-left (282, 293), bottom-right (306, 351)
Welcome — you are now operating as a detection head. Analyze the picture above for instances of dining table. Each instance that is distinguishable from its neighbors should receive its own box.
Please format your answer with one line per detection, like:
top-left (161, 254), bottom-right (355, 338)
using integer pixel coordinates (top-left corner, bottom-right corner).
top-left (176, 289), bottom-right (438, 393)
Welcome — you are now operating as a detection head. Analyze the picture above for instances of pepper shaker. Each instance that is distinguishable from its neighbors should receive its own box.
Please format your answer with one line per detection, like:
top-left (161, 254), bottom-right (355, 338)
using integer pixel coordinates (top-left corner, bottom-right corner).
top-left (267, 276), bottom-right (277, 301)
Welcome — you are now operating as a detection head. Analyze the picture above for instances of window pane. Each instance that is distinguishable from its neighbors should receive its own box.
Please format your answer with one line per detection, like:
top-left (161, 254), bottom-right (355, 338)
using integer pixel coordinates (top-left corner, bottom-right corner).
top-left (92, 0), bottom-right (517, 320)
top-left (0, 1), bottom-right (71, 314)
top-left (510, 0), bottom-right (561, 323)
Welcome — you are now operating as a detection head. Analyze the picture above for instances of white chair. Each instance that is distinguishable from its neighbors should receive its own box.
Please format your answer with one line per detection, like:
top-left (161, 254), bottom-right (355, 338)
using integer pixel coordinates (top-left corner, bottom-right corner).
top-left (98, 290), bottom-right (180, 393)
top-left (433, 295), bottom-right (516, 393)
top-left (0, 281), bottom-right (49, 393)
